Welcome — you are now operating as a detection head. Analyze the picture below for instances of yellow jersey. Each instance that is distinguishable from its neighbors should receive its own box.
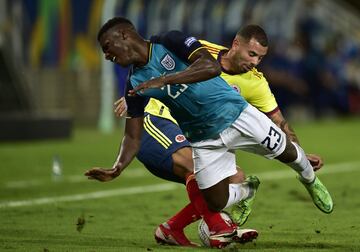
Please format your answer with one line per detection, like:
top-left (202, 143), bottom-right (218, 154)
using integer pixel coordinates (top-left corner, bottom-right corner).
top-left (144, 40), bottom-right (278, 122)
top-left (200, 40), bottom-right (278, 114)
top-left (144, 98), bottom-right (177, 124)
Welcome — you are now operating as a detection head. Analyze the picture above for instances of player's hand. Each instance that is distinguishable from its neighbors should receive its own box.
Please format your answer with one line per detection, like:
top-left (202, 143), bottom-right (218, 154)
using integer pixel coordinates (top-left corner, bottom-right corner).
top-left (84, 167), bottom-right (120, 182)
top-left (128, 77), bottom-right (166, 96)
top-left (114, 97), bottom-right (127, 117)
top-left (306, 154), bottom-right (324, 171)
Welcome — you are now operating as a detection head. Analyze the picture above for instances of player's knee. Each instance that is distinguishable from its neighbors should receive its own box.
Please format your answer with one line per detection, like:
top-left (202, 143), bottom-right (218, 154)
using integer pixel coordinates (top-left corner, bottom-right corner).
top-left (173, 161), bottom-right (193, 180)
top-left (229, 168), bottom-right (246, 183)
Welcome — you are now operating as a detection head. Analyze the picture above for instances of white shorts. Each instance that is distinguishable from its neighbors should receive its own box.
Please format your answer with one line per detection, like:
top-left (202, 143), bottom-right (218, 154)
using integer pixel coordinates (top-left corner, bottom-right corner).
top-left (191, 104), bottom-right (287, 189)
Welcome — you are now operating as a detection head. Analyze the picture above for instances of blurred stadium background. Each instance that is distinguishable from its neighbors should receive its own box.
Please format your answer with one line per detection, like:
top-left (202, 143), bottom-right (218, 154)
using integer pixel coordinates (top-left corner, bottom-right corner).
top-left (0, 0), bottom-right (359, 140)
top-left (1, 1), bottom-right (360, 251)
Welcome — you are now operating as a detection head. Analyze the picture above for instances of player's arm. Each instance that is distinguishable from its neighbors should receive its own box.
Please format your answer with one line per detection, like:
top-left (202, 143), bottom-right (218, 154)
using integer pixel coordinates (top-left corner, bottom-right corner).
top-left (129, 31), bottom-right (221, 95)
top-left (268, 109), bottom-right (323, 170)
top-left (129, 49), bottom-right (220, 95)
top-left (268, 109), bottom-right (299, 144)
top-left (84, 117), bottom-right (143, 181)
top-left (112, 116), bottom-right (143, 171)
top-left (85, 78), bottom-right (147, 181)
top-left (160, 48), bottom-right (221, 85)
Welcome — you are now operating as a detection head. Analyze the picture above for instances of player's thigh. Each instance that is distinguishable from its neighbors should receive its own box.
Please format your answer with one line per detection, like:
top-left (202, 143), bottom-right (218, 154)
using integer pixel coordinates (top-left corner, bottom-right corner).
top-left (191, 138), bottom-right (237, 190)
top-left (171, 146), bottom-right (194, 179)
top-left (137, 114), bottom-right (190, 183)
top-left (228, 104), bottom-right (287, 159)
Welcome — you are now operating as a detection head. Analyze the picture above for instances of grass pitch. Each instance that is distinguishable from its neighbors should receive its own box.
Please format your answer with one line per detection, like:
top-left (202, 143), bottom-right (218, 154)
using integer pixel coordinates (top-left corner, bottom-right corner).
top-left (1, 118), bottom-right (360, 251)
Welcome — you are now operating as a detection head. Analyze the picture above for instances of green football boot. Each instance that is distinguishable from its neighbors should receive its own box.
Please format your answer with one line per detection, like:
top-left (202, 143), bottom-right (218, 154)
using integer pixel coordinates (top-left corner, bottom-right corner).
top-left (229, 175), bottom-right (260, 226)
top-left (299, 176), bottom-right (333, 213)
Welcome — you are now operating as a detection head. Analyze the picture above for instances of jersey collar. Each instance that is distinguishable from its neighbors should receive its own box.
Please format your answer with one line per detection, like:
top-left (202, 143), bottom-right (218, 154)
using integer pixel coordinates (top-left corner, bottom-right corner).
top-left (147, 42), bottom-right (153, 65)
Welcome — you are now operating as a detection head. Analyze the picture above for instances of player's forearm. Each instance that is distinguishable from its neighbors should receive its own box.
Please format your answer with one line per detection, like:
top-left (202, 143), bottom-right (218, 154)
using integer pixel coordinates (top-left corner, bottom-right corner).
top-left (113, 135), bottom-right (141, 173)
top-left (278, 120), bottom-right (300, 144)
top-left (163, 51), bottom-right (221, 85)
top-left (269, 110), bottom-right (300, 145)
top-left (113, 117), bottom-right (143, 174)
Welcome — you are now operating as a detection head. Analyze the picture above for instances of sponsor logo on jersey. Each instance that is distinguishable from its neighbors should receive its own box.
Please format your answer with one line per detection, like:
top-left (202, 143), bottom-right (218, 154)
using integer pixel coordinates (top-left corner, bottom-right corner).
top-left (230, 84), bottom-right (241, 94)
top-left (184, 37), bottom-right (197, 47)
top-left (161, 54), bottom-right (175, 70)
top-left (175, 134), bottom-right (186, 143)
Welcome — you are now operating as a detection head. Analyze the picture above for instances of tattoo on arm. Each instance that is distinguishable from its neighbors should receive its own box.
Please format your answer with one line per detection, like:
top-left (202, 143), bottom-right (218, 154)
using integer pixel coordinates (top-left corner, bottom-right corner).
top-left (279, 120), bottom-right (300, 144)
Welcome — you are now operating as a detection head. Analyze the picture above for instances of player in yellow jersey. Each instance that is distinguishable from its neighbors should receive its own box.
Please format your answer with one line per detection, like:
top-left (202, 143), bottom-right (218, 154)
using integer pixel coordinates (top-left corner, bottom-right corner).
top-left (198, 38), bottom-right (317, 162)
top-left (112, 25), bottom-right (330, 247)
top-left (198, 29), bottom-right (328, 225)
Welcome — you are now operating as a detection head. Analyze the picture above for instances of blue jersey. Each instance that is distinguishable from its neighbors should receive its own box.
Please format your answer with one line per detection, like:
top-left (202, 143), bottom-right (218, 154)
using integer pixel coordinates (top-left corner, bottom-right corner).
top-left (126, 31), bottom-right (248, 142)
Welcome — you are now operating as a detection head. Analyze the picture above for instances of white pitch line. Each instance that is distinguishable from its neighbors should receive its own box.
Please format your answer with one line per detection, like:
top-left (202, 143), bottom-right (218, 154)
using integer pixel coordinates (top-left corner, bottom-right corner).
top-left (4, 168), bottom-right (148, 189)
top-left (0, 183), bottom-right (180, 208)
top-left (0, 161), bottom-right (359, 209)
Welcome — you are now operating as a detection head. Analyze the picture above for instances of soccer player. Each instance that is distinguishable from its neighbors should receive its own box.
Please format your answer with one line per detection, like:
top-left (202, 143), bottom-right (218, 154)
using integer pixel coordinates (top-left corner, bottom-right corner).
top-left (197, 27), bottom-right (328, 224)
top-left (86, 17), bottom-right (333, 247)
top-left (91, 18), bottom-right (257, 249)
top-left (112, 24), bottom-right (326, 246)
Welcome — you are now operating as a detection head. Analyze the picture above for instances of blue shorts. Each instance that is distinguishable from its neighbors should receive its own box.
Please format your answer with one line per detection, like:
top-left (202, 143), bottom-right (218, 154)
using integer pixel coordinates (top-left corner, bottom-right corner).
top-left (136, 113), bottom-right (191, 184)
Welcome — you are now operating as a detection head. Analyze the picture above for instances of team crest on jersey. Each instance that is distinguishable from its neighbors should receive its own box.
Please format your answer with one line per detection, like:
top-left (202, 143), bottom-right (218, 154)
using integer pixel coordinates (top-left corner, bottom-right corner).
top-left (161, 54), bottom-right (175, 70)
top-left (230, 84), bottom-right (241, 94)
top-left (175, 134), bottom-right (186, 143)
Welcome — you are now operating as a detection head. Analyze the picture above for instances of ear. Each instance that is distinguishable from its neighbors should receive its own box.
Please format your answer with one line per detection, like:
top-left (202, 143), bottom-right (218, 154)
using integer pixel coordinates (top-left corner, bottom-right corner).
top-left (111, 28), bottom-right (125, 40)
top-left (113, 26), bottom-right (128, 40)
top-left (122, 29), bottom-right (135, 41)
top-left (121, 30), bottom-right (127, 40)
top-left (232, 37), bottom-right (240, 48)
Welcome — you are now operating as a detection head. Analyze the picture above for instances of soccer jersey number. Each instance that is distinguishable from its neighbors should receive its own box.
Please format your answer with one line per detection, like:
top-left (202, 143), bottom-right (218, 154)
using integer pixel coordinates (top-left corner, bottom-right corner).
top-left (261, 126), bottom-right (282, 151)
top-left (162, 84), bottom-right (188, 99)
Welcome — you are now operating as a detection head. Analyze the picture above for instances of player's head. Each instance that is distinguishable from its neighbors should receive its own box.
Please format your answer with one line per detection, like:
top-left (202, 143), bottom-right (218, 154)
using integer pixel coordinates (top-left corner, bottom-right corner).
top-left (230, 24), bottom-right (268, 73)
top-left (97, 17), bottom-right (141, 67)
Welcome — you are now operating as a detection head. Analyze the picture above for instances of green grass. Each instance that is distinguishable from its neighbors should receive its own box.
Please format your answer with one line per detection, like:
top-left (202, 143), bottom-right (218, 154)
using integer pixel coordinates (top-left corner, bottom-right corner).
top-left (1, 118), bottom-right (360, 251)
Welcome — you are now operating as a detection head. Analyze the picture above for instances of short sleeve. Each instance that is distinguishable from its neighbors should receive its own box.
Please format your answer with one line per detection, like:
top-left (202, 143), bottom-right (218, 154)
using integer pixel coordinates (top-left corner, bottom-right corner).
top-left (125, 77), bottom-right (149, 118)
top-left (150, 31), bottom-right (204, 63)
top-left (248, 77), bottom-right (279, 114)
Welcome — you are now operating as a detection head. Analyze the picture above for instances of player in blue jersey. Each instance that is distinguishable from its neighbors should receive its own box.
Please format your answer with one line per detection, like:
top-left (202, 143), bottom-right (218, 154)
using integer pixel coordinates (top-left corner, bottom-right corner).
top-left (86, 17), bottom-right (333, 246)
top-left (87, 17), bottom-right (253, 249)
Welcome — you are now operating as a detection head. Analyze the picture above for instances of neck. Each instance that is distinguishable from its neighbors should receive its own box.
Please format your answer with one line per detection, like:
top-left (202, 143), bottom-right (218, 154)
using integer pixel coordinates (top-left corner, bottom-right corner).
top-left (134, 39), bottom-right (151, 67)
top-left (220, 50), bottom-right (237, 74)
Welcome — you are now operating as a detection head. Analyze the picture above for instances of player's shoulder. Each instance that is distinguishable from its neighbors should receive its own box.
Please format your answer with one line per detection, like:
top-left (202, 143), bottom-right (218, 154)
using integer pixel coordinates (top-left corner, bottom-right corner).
top-left (199, 40), bottom-right (228, 51)
top-left (239, 68), bottom-right (267, 86)
top-left (199, 40), bottom-right (228, 59)
top-left (223, 68), bottom-right (266, 85)
top-left (151, 30), bottom-right (196, 43)
top-left (247, 68), bottom-right (265, 80)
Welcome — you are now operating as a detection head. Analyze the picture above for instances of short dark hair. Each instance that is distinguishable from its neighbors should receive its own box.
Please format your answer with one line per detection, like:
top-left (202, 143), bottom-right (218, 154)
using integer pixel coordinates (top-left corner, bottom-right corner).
top-left (97, 17), bottom-right (135, 41)
top-left (236, 25), bottom-right (268, 47)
